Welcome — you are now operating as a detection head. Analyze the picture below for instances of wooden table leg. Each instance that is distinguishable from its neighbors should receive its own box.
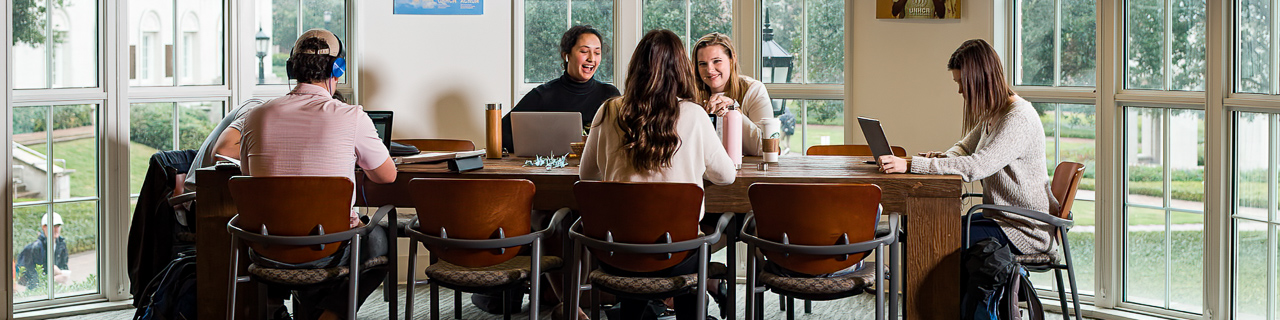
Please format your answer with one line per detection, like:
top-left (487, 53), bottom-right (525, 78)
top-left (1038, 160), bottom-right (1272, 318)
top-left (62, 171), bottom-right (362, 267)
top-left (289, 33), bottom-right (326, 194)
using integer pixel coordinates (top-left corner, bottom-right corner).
top-left (196, 167), bottom-right (258, 318)
top-left (905, 196), bottom-right (962, 320)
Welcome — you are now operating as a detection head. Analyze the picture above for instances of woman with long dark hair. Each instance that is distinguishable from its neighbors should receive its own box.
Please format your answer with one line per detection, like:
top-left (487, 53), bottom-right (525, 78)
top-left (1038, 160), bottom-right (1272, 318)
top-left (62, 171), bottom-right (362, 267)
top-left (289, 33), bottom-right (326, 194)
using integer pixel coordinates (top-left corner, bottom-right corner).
top-left (878, 39), bottom-right (1058, 256)
top-left (579, 29), bottom-right (736, 320)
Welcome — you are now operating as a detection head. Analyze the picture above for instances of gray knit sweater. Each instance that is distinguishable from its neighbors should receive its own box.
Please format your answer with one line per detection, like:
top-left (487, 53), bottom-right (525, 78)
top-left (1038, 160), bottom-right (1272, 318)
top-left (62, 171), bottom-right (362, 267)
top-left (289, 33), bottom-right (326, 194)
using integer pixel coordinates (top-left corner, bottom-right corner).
top-left (909, 98), bottom-right (1059, 254)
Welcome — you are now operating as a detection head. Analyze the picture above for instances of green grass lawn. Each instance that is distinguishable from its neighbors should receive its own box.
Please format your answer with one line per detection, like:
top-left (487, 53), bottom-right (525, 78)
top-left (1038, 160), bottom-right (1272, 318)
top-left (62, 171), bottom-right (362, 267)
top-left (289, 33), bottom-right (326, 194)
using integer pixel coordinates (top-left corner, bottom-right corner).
top-left (790, 124), bottom-right (844, 153)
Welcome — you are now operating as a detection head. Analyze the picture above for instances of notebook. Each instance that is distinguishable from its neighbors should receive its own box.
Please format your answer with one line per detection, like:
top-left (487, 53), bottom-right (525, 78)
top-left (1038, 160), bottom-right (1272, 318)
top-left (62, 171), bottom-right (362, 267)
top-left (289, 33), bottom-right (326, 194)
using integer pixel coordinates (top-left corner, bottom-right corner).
top-left (510, 112), bottom-right (582, 157)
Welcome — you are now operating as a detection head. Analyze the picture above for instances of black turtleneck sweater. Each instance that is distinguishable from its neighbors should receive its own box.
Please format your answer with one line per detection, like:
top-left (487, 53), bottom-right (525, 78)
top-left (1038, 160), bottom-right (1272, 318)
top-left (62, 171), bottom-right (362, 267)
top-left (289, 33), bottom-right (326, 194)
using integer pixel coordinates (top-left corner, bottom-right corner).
top-left (502, 73), bottom-right (621, 152)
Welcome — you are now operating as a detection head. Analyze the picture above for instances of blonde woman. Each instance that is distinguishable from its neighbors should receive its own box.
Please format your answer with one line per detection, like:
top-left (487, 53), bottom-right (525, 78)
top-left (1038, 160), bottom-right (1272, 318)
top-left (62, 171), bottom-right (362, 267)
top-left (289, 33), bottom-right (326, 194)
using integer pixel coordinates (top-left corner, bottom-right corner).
top-left (692, 33), bottom-right (775, 156)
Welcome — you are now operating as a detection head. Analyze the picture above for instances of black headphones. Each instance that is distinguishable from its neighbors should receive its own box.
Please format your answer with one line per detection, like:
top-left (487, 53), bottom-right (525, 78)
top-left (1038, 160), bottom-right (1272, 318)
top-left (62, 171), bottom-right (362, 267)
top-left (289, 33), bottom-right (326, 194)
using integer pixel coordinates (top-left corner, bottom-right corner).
top-left (285, 29), bottom-right (346, 80)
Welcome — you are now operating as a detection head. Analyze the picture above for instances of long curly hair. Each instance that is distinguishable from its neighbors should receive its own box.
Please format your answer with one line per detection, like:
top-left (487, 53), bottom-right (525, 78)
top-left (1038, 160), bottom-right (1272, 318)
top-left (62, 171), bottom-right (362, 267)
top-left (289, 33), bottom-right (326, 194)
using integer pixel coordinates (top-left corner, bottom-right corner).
top-left (605, 29), bottom-right (697, 173)
top-left (948, 39), bottom-right (1016, 133)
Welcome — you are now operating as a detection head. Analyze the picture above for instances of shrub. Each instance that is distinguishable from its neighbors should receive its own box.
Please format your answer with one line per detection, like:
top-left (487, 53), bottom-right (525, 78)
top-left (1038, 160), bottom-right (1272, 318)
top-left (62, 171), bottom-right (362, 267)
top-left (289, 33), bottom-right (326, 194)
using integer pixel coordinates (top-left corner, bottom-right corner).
top-left (129, 104), bottom-right (217, 151)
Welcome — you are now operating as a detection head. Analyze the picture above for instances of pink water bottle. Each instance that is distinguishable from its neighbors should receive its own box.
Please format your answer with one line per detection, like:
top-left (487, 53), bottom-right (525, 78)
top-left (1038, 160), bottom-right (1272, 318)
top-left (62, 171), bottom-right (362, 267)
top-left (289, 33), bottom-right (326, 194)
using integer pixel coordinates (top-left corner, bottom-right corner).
top-left (722, 105), bottom-right (742, 169)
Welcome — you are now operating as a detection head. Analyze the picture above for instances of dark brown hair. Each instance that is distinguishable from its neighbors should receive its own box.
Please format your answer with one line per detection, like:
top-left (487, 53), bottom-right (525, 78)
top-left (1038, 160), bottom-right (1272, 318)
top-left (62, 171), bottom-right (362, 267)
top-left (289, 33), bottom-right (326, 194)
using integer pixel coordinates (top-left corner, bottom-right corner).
top-left (287, 37), bottom-right (338, 84)
top-left (691, 33), bottom-right (750, 103)
top-left (605, 29), bottom-right (697, 173)
top-left (947, 39), bottom-right (1016, 132)
top-left (560, 25), bottom-right (605, 72)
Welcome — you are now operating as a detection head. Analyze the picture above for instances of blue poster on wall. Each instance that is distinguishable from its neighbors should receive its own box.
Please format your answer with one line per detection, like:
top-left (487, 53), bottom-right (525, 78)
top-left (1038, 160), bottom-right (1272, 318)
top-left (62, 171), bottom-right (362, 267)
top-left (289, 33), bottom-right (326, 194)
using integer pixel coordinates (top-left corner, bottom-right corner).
top-left (394, 0), bottom-right (483, 15)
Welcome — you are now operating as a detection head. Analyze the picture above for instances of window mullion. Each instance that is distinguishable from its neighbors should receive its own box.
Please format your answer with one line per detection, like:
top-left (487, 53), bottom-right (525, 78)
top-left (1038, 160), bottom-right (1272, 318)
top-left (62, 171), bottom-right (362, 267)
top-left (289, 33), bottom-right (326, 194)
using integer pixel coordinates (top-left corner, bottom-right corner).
top-left (1164, 0), bottom-right (1173, 90)
top-left (1054, 0), bottom-right (1063, 87)
top-left (801, 0), bottom-right (809, 84)
top-left (1270, 114), bottom-right (1279, 320)
top-left (1273, 0), bottom-right (1280, 95)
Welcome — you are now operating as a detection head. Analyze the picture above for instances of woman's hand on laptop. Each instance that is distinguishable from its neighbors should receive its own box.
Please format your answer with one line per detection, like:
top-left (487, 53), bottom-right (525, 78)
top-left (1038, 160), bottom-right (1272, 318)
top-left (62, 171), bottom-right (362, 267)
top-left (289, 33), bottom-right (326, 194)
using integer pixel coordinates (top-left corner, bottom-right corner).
top-left (878, 155), bottom-right (908, 174)
top-left (917, 151), bottom-right (946, 158)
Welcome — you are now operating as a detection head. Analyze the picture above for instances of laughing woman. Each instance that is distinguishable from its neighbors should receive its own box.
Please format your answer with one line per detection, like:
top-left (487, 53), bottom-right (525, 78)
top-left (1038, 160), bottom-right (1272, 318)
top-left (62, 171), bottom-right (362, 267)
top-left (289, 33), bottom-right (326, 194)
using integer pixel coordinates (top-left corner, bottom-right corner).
top-left (501, 25), bottom-right (621, 153)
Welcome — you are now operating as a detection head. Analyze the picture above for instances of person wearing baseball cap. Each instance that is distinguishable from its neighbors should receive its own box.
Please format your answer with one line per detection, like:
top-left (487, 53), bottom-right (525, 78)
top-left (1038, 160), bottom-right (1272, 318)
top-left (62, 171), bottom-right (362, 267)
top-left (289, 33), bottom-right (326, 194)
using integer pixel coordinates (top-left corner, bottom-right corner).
top-left (14, 212), bottom-right (71, 289)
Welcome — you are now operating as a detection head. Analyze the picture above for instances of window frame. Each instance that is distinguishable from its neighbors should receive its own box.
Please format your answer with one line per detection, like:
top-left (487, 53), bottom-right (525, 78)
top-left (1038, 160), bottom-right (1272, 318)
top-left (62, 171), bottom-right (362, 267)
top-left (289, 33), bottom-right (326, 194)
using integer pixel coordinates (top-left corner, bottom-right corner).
top-left (252, 0), bottom-right (358, 103)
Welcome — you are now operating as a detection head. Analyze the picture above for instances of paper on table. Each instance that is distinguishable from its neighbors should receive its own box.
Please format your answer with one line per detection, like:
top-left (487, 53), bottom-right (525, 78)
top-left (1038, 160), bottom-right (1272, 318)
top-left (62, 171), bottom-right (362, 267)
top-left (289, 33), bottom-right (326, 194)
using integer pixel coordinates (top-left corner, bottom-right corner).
top-left (394, 149), bottom-right (487, 164)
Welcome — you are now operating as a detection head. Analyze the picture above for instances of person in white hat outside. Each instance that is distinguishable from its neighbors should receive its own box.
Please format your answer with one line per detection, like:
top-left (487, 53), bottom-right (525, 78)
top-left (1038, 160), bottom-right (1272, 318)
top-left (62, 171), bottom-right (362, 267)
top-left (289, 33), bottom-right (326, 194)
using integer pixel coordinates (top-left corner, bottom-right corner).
top-left (14, 212), bottom-right (71, 289)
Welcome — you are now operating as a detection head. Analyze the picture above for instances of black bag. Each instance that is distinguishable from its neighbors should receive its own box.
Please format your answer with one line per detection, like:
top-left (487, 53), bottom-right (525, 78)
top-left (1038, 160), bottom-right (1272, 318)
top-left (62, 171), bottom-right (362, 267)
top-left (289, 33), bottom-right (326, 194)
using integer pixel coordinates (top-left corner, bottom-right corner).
top-left (961, 238), bottom-right (1016, 320)
top-left (134, 252), bottom-right (197, 320)
top-left (1003, 268), bottom-right (1046, 320)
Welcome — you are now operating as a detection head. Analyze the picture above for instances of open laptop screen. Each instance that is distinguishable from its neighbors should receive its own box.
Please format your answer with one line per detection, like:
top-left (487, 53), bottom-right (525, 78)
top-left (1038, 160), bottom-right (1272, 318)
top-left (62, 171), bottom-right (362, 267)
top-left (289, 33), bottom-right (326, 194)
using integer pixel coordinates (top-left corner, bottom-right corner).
top-left (366, 111), bottom-right (394, 150)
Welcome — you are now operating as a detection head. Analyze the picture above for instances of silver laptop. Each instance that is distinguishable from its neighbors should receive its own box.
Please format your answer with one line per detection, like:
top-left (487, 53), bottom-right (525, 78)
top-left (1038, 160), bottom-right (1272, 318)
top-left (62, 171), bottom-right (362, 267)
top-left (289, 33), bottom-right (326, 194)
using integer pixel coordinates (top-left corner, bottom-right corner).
top-left (510, 112), bottom-right (582, 157)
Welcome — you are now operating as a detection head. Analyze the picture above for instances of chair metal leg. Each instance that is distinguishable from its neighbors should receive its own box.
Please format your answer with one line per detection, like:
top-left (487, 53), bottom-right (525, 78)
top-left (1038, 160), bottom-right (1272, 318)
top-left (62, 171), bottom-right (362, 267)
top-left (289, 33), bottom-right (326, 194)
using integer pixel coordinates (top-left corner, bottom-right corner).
top-left (454, 291), bottom-right (463, 320)
top-left (697, 243), bottom-right (710, 320)
top-left (780, 294), bottom-right (786, 311)
top-left (785, 297), bottom-right (795, 320)
top-left (502, 290), bottom-right (512, 320)
top-left (431, 283), bottom-right (441, 320)
top-left (588, 254), bottom-right (600, 320)
top-left (1055, 269), bottom-right (1069, 320)
top-left (256, 282), bottom-right (269, 320)
top-left (568, 241), bottom-right (584, 320)
top-left (1062, 230), bottom-right (1083, 320)
top-left (725, 215), bottom-right (739, 320)
top-left (531, 237), bottom-right (542, 320)
top-left (875, 245), bottom-right (885, 320)
top-left (387, 221), bottom-right (398, 320)
top-left (804, 300), bottom-right (811, 314)
top-left (227, 237), bottom-right (241, 320)
top-left (406, 239), bottom-right (418, 320)
top-left (745, 243), bottom-right (756, 320)
top-left (350, 234), bottom-right (361, 320)
top-left (889, 234), bottom-right (900, 320)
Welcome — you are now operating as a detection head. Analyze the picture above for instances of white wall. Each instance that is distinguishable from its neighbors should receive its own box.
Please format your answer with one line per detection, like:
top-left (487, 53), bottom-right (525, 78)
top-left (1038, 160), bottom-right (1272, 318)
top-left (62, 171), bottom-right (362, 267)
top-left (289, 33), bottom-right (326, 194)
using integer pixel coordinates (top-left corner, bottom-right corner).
top-left (356, 0), bottom-right (511, 146)
top-left (848, 0), bottom-right (998, 154)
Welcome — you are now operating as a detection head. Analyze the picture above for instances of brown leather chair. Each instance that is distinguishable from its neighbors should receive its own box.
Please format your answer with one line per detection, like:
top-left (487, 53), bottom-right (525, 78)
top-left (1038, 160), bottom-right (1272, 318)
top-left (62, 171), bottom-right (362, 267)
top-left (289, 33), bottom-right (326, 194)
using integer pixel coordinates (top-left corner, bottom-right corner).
top-left (740, 183), bottom-right (901, 320)
top-left (393, 138), bottom-right (476, 152)
top-left (806, 144), bottom-right (907, 157)
top-left (963, 162), bottom-right (1086, 320)
top-left (402, 178), bottom-right (567, 320)
top-left (225, 176), bottom-right (395, 320)
top-left (569, 181), bottom-right (735, 320)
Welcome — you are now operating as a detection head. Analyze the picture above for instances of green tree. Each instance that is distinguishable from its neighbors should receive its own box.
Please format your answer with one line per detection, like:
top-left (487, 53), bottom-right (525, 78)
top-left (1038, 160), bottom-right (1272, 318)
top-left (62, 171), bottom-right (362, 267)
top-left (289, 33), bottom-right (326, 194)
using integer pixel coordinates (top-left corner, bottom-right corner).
top-left (524, 0), bottom-right (614, 84)
top-left (12, 0), bottom-right (65, 46)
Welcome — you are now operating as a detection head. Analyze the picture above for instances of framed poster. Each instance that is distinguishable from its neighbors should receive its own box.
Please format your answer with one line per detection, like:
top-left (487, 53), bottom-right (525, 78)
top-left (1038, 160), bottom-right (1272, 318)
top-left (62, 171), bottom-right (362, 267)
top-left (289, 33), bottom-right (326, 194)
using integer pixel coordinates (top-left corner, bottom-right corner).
top-left (876, 0), bottom-right (960, 19)
top-left (394, 0), bottom-right (484, 15)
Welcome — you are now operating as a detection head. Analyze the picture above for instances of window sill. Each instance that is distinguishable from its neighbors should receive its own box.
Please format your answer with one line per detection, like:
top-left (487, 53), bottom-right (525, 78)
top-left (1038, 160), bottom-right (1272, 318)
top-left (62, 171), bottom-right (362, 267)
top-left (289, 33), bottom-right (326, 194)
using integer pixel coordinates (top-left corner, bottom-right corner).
top-left (14, 300), bottom-right (134, 320)
top-left (1040, 298), bottom-right (1195, 320)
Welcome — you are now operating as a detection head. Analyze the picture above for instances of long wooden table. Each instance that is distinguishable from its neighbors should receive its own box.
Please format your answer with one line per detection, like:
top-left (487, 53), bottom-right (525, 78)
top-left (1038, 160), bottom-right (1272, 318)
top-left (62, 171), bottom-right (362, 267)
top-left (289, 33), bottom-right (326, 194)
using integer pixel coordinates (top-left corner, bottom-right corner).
top-left (197, 156), bottom-right (963, 319)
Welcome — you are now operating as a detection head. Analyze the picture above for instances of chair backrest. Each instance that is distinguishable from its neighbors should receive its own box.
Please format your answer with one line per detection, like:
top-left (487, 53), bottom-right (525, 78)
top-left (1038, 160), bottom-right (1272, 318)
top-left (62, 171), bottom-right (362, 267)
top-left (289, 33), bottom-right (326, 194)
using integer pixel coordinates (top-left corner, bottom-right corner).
top-left (1050, 162), bottom-right (1086, 220)
top-left (573, 181), bottom-right (704, 273)
top-left (748, 183), bottom-right (882, 276)
top-left (393, 139), bottom-right (476, 152)
top-left (228, 176), bottom-right (354, 264)
top-left (806, 144), bottom-right (907, 157)
top-left (409, 178), bottom-right (533, 268)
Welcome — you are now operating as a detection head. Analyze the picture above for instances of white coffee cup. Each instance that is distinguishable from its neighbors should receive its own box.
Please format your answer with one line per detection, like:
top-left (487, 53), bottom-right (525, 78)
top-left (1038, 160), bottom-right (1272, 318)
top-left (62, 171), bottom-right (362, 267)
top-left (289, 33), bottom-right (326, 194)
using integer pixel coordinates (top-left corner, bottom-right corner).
top-left (759, 118), bottom-right (781, 163)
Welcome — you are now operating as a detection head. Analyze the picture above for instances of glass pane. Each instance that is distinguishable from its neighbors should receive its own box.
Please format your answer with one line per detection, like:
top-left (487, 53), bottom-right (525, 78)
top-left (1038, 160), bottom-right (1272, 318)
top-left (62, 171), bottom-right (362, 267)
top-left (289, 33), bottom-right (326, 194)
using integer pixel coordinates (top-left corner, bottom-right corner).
top-left (177, 102), bottom-right (223, 150)
top-left (129, 0), bottom-right (175, 86)
top-left (760, 0), bottom-right (802, 84)
top-left (690, 0), bottom-right (732, 44)
top-left (1125, 0), bottom-right (1165, 90)
top-left (523, 0), bottom-right (615, 84)
top-left (1168, 109), bottom-right (1204, 212)
top-left (53, 201), bottom-right (99, 297)
top-left (1169, 210), bottom-right (1203, 312)
top-left (1234, 221), bottom-right (1269, 319)
top-left (1170, 0), bottom-right (1206, 91)
top-left (1035, 103), bottom-right (1058, 170)
top-left (805, 0), bottom-right (843, 84)
top-left (300, 0), bottom-right (345, 40)
top-left (1127, 107), bottom-right (1164, 203)
top-left (130, 103), bottom-right (176, 195)
top-left (805, 100), bottom-right (843, 147)
top-left (12, 205), bottom-right (50, 302)
top-left (643, 1), bottom-right (688, 42)
top-left (783, 99), bottom-right (801, 155)
top-left (1237, 0), bottom-right (1271, 94)
top-left (1016, 0), bottom-right (1054, 86)
top-left (176, 0), bottom-right (225, 85)
top-left (14, 0), bottom-right (97, 89)
top-left (571, 0), bottom-right (615, 84)
top-left (259, 0), bottom-right (299, 85)
top-left (13, 107), bottom-right (50, 204)
top-left (12, 0), bottom-right (50, 89)
top-left (1067, 199), bottom-right (1096, 294)
top-left (50, 105), bottom-right (99, 200)
top-left (1125, 206), bottom-right (1168, 307)
top-left (1060, 104), bottom-right (1097, 201)
top-left (1236, 112), bottom-right (1269, 221)
top-left (1061, 0), bottom-right (1096, 86)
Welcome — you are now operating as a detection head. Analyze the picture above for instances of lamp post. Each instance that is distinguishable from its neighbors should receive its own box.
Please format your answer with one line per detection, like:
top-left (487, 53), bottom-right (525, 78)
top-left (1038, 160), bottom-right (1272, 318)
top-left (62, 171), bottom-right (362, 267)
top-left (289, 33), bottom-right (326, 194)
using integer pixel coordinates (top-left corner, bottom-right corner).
top-left (760, 8), bottom-right (794, 84)
top-left (256, 27), bottom-right (269, 84)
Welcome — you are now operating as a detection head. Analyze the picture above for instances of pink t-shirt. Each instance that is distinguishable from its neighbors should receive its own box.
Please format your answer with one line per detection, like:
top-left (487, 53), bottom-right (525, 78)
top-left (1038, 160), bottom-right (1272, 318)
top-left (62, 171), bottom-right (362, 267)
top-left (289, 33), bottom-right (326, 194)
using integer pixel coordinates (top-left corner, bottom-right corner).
top-left (239, 84), bottom-right (391, 227)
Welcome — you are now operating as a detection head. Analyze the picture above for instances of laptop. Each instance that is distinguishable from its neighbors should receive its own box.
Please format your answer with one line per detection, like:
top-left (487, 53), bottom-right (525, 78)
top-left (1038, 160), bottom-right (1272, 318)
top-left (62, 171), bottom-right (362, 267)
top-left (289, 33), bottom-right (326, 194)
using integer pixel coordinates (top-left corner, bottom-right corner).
top-left (511, 111), bottom-right (582, 157)
top-left (857, 117), bottom-right (894, 166)
top-left (366, 110), bottom-right (394, 150)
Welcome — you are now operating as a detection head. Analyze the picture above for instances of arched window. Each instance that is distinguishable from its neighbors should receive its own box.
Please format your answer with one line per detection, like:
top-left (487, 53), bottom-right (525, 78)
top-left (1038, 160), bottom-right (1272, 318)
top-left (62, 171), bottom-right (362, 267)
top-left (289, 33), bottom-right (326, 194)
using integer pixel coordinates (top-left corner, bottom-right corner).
top-left (139, 11), bottom-right (162, 83)
top-left (179, 12), bottom-right (200, 82)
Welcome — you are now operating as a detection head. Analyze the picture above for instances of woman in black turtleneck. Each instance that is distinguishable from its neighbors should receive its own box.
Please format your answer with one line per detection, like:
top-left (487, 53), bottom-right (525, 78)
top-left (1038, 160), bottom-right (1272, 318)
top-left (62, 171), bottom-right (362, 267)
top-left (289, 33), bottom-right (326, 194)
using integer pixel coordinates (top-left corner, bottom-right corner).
top-left (502, 25), bottom-right (621, 153)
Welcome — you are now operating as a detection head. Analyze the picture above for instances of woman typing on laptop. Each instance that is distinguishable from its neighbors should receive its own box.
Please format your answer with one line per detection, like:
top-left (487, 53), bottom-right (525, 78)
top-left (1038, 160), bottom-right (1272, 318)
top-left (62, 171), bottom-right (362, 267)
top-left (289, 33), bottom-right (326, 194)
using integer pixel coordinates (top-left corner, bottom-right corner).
top-left (876, 39), bottom-right (1058, 257)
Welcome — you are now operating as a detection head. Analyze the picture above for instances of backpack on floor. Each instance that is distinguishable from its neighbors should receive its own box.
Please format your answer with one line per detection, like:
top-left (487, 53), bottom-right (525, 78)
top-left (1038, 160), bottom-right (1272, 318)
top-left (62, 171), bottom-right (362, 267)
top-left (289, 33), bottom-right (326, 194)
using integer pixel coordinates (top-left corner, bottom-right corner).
top-left (1002, 267), bottom-right (1046, 320)
top-left (961, 238), bottom-right (1015, 320)
top-left (135, 252), bottom-right (197, 320)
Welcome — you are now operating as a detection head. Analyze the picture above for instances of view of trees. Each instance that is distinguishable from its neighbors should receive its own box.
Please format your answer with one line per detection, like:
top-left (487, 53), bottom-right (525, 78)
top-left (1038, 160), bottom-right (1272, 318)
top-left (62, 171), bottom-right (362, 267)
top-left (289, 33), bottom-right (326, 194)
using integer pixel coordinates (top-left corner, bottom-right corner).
top-left (1238, 0), bottom-right (1271, 93)
top-left (1126, 0), bottom-right (1206, 91)
top-left (524, 0), bottom-right (616, 84)
top-left (1017, 0), bottom-right (1096, 86)
top-left (12, 0), bottom-right (65, 47)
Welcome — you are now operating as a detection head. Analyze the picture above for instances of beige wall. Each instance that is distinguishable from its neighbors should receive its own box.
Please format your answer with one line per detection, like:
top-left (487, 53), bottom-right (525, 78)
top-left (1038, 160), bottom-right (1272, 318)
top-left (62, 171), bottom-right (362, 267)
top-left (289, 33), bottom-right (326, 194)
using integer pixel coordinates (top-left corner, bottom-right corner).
top-left (356, 0), bottom-right (512, 145)
top-left (848, 0), bottom-right (998, 155)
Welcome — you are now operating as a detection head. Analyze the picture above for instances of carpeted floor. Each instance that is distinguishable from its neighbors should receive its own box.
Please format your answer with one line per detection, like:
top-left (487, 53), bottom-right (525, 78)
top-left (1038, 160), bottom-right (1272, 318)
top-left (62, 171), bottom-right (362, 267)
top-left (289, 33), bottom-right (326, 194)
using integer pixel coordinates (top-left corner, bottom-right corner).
top-left (52, 284), bottom-right (1081, 320)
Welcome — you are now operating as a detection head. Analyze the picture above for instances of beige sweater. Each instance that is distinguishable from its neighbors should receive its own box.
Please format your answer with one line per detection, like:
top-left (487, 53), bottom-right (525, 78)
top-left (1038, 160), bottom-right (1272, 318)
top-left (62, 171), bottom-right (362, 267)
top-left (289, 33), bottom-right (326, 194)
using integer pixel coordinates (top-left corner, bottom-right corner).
top-left (580, 100), bottom-right (738, 219)
top-left (909, 98), bottom-right (1059, 254)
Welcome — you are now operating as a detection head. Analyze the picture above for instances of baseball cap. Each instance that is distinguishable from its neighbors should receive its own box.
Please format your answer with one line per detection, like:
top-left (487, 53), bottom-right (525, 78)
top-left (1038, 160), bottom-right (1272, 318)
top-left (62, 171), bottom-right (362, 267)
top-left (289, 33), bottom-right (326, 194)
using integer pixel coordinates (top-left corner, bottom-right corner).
top-left (292, 29), bottom-right (344, 58)
top-left (40, 212), bottom-right (64, 226)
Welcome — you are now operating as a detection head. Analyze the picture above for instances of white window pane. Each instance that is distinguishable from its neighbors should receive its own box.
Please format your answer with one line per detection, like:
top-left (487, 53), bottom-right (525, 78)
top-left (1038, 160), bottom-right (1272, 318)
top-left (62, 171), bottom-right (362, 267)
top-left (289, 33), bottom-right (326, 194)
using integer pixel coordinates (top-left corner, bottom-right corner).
top-left (524, 0), bottom-right (615, 84)
top-left (176, 1), bottom-right (225, 85)
top-left (177, 102), bottom-right (223, 150)
top-left (1168, 109), bottom-right (1204, 212)
top-left (1127, 107), bottom-right (1165, 200)
top-left (13, 0), bottom-right (98, 89)
top-left (1168, 210), bottom-right (1204, 312)
top-left (13, 107), bottom-right (50, 204)
top-left (804, 0), bottom-right (843, 84)
top-left (1016, 0), bottom-right (1054, 86)
top-left (50, 105), bottom-right (99, 201)
top-left (1236, 0), bottom-right (1271, 94)
top-left (1234, 221), bottom-right (1270, 319)
top-left (1236, 112), bottom-right (1269, 220)
top-left (12, 204), bottom-right (51, 302)
top-left (1126, 0), bottom-right (1165, 90)
top-left (129, 103), bottom-right (176, 196)
top-left (130, 1), bottom-right (175, 86)
top-left (53, 201), bottom-right (99, 298)
top-left (1125, 206), bottom-right (1168, 307)
top-left (258, 0), bottom-right (298, 85)
top-left (571, 0), bottom-right (615, 84)
top-left (761, 0), bottom-right (801, 84)
top-left (1060, 0), bottom-right (1096, 86)
top-left (643, 0), bottom-right (732, 49)
top-left (804, 100), bottom-right (844, 147)
top-left (1170, 0), bottom-right (1205, 91)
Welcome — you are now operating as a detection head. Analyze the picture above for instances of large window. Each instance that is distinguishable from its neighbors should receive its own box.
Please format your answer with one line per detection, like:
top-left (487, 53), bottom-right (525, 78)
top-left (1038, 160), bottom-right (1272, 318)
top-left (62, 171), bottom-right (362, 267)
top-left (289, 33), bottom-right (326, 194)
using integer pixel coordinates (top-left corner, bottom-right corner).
top-left (11, 104), bottom-right (102, 304)
top-left (1031, 103), bottom-right (1098, 296)
top-left (642, 0), bottom-right (733, 49)
top-left (11, 0), bottom-right (98, 89)
top-left (1125, 0), bottom-right (1206, 91)
top-left (255, 0), bottom-right (348, 85)
top-left (759, 0), bottom-right (844, 85)
top-left (128, 1), bottom-right (225, 86)
top-left (1014, 0), bottom-right (1097, 86)
top-left (520, 0), bottom-right (615, 86)
top-left (1233, 112), bottom-right (1278, 320)
top-left (1124, 107), bottom-right (1205, 313)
